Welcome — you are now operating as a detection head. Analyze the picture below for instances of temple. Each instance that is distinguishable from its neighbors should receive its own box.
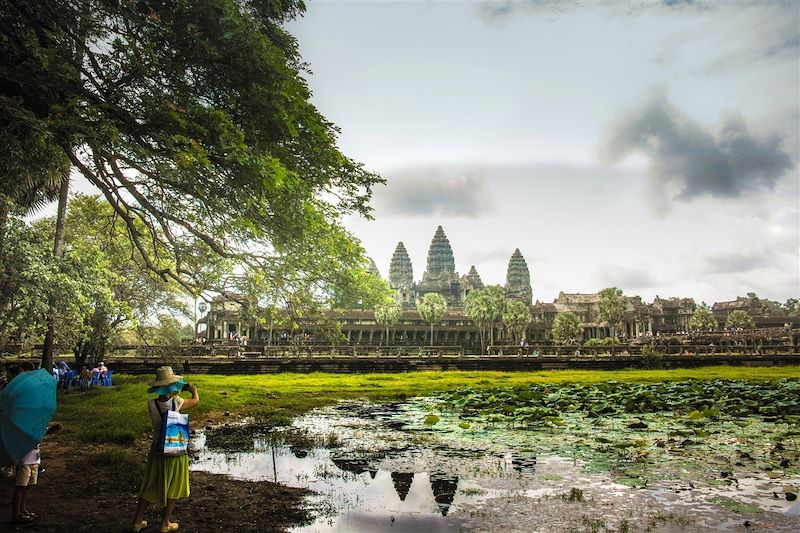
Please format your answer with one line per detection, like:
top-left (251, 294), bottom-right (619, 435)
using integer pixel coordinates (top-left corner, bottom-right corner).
top-left (388, 226), bottom-right (529, 306)
top-left (198, 226), bottom-right (799, 345)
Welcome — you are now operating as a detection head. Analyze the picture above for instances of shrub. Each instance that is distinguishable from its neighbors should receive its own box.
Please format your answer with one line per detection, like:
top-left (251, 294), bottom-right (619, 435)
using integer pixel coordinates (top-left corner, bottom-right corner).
top-left (583, 337), bottom-right (620, 347)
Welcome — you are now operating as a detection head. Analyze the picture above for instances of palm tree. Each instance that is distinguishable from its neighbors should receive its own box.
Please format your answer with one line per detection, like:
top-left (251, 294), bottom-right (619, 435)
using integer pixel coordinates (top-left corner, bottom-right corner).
top-left (417, 293), bottom-right (447, 346)
top-left (503, 300), bottom-right (532, 344)
top-left (465, 289), bottom-right (490, 353)
top-left (483, 286), bottom-right (506, 346)
top-left (374, 298), bottom-right (402, 346)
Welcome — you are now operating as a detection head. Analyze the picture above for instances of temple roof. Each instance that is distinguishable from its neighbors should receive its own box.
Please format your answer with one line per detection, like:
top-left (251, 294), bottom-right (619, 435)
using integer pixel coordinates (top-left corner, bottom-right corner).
top-left (425, 226), bottom-right (455, 276)
top-left (556, 292), bottom-right (598, 304)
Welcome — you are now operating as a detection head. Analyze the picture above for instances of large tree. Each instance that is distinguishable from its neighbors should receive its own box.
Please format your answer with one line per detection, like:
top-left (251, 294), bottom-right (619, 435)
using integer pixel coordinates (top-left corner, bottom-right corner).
top-left (417, 293), bottom-right (447, 347)
top-left (2, 1), bottom-right (383, 369)
top-left (597, 287), bottom-right (628, 338)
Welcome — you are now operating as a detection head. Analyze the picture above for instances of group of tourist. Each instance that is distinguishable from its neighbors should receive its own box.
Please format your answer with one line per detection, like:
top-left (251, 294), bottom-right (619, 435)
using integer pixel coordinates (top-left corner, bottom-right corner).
top-left (3, 362), bottom-right (198, 531)
top-left (51, 360), bottom-right (110, 388)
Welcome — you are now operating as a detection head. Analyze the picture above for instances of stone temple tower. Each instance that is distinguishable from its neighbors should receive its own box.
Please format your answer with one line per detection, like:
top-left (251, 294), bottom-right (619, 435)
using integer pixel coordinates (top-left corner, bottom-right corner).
top-left (417, 226), bottom-right (462, 305)
top-left (465, 265), bottom-right (484, 289)
top-left (367, 258), bottom-right (381, 278)
top-left (424, 226), bottom-right (456, 277)
top-left (505, 248), bottom-right (532, 304)
top-left (388, 242), bottom-right (414, 304)
top-left (459, 265), bottom-right (484, 301)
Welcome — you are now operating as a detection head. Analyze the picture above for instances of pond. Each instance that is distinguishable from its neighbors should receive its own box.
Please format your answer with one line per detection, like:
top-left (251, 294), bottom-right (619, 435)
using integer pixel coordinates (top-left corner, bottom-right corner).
top-left (191, 381), bottom-right (800, 532)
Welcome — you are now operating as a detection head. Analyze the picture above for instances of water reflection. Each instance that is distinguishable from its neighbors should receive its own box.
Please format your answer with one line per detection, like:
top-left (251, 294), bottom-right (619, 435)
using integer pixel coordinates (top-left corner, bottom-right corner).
top-left (429, 473), bottom-right (459, 516)
top-left (191, 430), bottom-right (529, 532)
top-left (390, 472), bottom-right (414, 501)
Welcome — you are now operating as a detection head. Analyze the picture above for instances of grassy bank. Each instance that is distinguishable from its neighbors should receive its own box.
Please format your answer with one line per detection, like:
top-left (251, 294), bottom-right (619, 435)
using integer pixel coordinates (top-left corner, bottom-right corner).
top-left (53, 366), bottom-right (800, 446)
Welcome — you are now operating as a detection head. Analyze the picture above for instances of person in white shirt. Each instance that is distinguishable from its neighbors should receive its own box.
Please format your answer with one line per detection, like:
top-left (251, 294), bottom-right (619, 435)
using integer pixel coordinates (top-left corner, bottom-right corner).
top-left (12, 444), bottom-right (40, 524)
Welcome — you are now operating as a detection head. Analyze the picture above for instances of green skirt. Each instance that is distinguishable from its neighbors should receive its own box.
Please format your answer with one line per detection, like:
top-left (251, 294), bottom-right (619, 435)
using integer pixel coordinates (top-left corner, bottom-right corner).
top-left (139, 451), bottom-right (190, 506)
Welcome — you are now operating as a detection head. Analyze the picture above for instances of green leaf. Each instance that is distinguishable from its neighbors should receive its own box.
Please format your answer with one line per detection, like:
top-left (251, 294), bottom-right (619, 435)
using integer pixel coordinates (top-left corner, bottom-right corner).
top-left (424, 415), bottom-right (440, 426)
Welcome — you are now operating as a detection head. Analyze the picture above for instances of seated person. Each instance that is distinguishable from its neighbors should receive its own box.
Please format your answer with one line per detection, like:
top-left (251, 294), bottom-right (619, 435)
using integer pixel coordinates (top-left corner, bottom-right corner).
top-left (79, 366), bottom-right (92, 387)
top-left (56, 361), bottom-right (70, 384)
top-left (98, 362), bottom-right (108, 378)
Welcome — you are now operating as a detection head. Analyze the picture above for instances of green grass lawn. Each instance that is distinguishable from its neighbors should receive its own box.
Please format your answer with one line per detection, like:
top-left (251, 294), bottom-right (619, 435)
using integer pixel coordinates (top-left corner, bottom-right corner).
top-left (53, 366), bottom-right (800, 447)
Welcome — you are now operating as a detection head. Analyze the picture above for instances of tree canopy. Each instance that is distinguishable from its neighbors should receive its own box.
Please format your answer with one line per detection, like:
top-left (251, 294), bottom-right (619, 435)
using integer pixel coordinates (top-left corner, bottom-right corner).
top-left (725, 310), bottom-right (755, 330)
top-left (597, 287), bottom-right (628, 337)
top-left (1, 0), bottom-right (382, 298)
top-left (0, 202), bottom-right (110, 353)
top-left (502, 299), bottom-right (531, 344)
top-left (689, 304), bottom-right (716, 332)
top-left (552, 312), bottom-right (583, 344)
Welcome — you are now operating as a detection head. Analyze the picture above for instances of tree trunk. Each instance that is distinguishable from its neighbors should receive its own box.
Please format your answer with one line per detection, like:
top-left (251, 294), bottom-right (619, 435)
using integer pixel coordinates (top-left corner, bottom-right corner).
top-left (268, 318), bottom-right (273, 346)
top-left (385, 325), bottom-right (389, 346)
top-left (430, 323), bottom-right (434, 346)
top-left (42, 176), bottom-right (70, 372)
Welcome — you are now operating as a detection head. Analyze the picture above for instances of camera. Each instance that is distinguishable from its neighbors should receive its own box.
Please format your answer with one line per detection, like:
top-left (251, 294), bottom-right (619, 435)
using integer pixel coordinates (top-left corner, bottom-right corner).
top-left (182, 382), bottom-right (191, 392)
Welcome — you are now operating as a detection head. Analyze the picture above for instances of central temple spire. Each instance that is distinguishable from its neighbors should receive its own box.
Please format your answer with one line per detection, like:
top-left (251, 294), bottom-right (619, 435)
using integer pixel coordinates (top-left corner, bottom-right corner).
top-left (505, 248), bottom-right (532, 304)
top-left (425, 225), bottom-right (455, 276)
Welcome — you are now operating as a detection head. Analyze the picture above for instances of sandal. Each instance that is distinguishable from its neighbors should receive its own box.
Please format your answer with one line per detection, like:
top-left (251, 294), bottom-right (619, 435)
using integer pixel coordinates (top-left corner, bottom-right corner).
top-left (159, 522), bottom-right (179, 532)
top-left (12, 514), bottom-right (35, 524)
top-left (131, 519), bottom-right (148, 532)
top-left (22, 511), bottom-right (37, 520)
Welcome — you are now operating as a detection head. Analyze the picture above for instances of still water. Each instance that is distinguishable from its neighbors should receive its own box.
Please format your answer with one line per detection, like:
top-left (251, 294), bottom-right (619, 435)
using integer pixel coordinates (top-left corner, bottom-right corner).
top-left (191, 402), bottom-right (539, 532)
top-left (190, 401), bottom-right (800, 532)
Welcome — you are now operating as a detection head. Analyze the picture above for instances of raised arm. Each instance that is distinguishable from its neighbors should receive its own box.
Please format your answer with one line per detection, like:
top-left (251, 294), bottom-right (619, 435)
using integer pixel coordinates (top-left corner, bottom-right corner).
top-left (179, 384), bottom-right (200, 411)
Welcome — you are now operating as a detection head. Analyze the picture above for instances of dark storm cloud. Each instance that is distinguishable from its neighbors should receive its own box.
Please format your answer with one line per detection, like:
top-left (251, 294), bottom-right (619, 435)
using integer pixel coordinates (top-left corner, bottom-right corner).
top-left (373, 168), bottom-right (496, 218)
top-left (599, 91), bottom-right (793, 209)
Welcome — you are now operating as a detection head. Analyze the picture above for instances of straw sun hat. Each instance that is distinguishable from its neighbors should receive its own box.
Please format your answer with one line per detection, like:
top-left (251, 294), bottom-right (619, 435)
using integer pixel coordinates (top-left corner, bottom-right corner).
top-left (147, 366), bottom-right (184, 394)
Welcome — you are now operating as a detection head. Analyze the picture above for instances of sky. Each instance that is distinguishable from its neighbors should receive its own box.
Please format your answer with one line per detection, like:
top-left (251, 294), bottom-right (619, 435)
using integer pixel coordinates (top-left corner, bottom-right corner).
top-left (283, 0), bottom-right (800, 305)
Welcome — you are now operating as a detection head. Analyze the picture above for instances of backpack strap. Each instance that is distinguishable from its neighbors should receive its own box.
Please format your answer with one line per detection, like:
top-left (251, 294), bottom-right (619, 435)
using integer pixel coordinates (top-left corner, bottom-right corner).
top-left (151, 398), bottom-right (171, 416)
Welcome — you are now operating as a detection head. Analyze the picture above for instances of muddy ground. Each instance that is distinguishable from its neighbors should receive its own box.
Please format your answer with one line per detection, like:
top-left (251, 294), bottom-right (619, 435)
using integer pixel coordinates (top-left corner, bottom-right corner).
top-left (0, 441), bottom-right (311, 532)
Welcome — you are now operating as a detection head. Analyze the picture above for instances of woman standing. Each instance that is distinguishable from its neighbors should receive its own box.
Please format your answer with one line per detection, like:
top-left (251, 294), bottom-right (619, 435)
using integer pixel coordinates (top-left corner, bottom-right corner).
top-left (131, 366), bottom-right (199, 532)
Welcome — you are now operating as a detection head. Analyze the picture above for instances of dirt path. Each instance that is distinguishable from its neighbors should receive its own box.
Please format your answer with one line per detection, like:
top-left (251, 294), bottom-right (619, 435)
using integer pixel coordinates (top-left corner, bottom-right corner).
top-left (0, 442), bottom-right (311, 532)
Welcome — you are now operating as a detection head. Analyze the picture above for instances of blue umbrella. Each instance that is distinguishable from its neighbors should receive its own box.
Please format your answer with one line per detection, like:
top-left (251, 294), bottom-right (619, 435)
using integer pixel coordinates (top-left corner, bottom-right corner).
top-left (0, 368), bottom-right (57, 464)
